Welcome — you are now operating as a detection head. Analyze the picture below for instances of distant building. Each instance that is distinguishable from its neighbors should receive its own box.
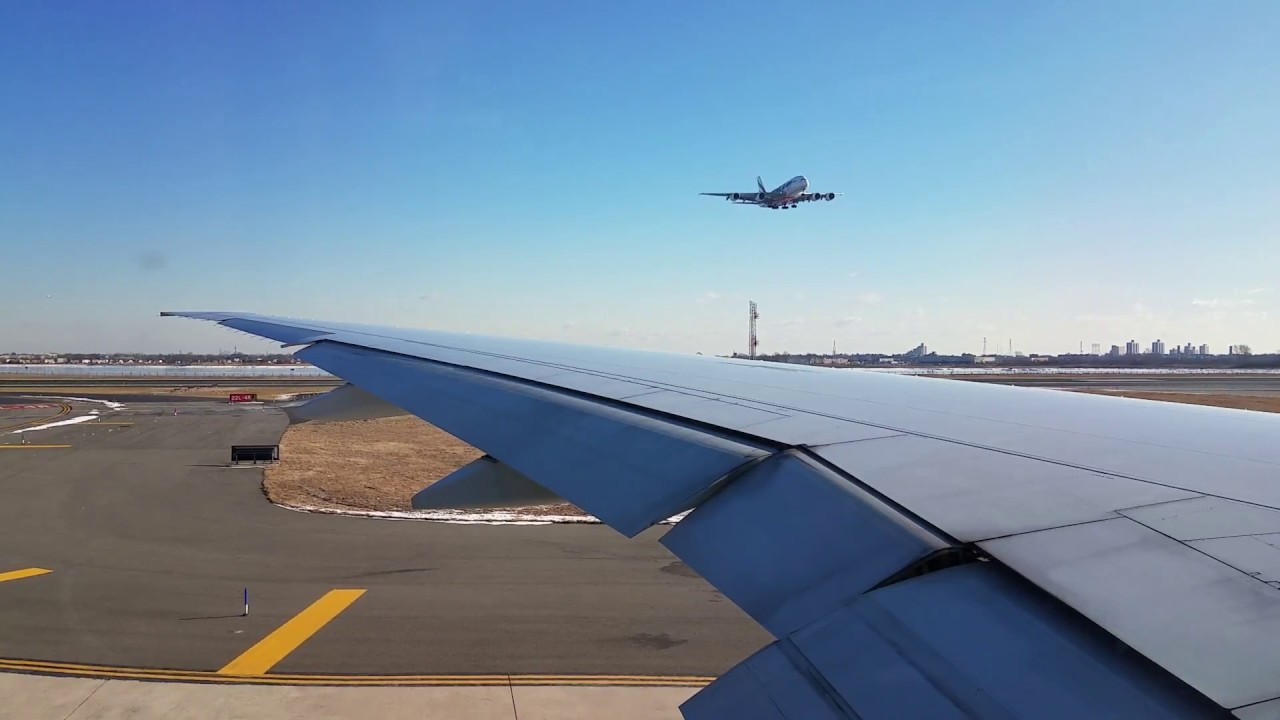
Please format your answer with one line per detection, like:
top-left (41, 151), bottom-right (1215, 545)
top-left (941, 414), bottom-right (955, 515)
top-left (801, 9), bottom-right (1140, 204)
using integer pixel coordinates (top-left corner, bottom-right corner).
top-left (1091, 343), bottom-right (1101, 355)
top-left (904, 343), bottom-right (928, 359)
top-left (1199, 344), bottom-right (1209, 356)
top-left (1109, 345), bottom-right (1121, 357)
top-left (1152, 339), bottom-right (1165, 355)
top-left (1125, 340), bottom-right (1140, 356)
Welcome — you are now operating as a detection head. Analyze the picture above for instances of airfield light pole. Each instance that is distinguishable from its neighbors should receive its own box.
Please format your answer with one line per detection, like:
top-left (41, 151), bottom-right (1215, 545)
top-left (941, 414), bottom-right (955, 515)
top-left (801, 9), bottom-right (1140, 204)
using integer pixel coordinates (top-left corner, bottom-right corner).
top-left (748, 301), bottom-right (759, 360)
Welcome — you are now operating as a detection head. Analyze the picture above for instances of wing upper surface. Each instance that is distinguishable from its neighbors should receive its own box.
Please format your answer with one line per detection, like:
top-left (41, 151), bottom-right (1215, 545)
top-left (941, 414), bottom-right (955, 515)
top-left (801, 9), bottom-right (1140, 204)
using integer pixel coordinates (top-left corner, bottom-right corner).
top-left (165, 311), bottom-right (1280, 717)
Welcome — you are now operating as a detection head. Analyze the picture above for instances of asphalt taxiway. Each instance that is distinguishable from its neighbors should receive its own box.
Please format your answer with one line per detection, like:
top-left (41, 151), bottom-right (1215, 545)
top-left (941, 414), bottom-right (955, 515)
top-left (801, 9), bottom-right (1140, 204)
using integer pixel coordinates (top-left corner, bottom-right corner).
top-left (0, 399), bottom-right (768, 685)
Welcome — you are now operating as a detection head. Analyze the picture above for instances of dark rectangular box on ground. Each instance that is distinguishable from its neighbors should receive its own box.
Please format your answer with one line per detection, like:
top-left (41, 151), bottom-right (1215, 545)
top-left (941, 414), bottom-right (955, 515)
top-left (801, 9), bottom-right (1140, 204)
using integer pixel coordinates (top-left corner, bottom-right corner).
top-left (231, 445), bottom-right (278, 463)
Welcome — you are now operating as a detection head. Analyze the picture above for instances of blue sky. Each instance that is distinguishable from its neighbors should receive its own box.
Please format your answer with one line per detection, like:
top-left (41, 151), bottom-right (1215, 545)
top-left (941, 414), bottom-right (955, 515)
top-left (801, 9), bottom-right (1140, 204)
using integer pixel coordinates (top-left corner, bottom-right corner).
top-left (2, 1), bottom-right (1277, 355)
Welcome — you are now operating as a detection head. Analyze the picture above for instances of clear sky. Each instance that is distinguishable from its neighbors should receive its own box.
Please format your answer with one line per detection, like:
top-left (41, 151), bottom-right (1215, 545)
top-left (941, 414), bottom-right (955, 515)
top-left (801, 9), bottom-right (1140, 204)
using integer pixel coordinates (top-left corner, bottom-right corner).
top-left (2, 1), bottom-right (1278, 356)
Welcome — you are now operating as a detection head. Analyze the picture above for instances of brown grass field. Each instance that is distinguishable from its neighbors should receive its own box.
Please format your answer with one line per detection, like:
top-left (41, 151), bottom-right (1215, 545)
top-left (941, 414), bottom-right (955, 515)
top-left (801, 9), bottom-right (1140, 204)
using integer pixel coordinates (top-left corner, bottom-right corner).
top-left (1074, 389), bottom-right (1280, 413)
top-left (263, 389), bottom-right (1280, 516)
top-left (265, 415), bottom-right (586, 516)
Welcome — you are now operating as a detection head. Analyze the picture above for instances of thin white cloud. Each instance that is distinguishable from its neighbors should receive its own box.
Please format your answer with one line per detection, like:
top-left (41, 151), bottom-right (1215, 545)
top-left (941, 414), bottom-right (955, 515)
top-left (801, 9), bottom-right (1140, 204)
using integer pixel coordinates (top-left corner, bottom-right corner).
top-left (778, 317), bottom-right (806, 328)
top-left (696, 291), bottom-right (722, 304)
top-left (1248, 287), bottom-right (1273, 294)
top-left (847, 271), bottom-right (859, 278)
top-left (419, 291), bottom-right (442, 301)
top-left (1192, 298), bottom-right (1255, 309)
top-left (834, 316), bottom-right (862, 328)
top-left (856, 292), bottom-right (883, 304)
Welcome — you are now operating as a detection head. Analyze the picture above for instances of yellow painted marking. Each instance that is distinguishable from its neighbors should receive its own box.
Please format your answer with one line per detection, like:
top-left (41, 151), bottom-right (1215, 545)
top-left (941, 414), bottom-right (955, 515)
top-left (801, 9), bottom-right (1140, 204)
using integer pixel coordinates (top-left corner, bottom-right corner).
top-left (0, 657), bottom-right (711, 686)
top-left (0, 445), bottom-right (72, 449)
top-left (219, 589), bottom-right (366, 675)
top-left (0, 568), bottom-right (52, 583)
top-left (0, 404), bottom-right (71, 433)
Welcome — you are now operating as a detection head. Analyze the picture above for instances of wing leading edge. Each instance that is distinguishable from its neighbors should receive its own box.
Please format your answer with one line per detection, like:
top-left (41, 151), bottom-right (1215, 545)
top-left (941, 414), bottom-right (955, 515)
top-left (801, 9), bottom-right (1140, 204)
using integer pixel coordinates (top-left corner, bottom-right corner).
top-left (164, 310), bottom-right (1280, 719)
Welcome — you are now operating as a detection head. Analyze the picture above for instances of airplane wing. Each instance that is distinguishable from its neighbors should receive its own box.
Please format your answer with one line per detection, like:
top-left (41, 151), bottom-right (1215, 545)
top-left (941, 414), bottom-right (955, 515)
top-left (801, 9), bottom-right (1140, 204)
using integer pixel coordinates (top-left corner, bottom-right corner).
top-left (798, 192), bottom-right (840, 202)
top-left (163, 310), bottom-right (1280, 719)
top-left (699, 192), bottom-right (762, 203)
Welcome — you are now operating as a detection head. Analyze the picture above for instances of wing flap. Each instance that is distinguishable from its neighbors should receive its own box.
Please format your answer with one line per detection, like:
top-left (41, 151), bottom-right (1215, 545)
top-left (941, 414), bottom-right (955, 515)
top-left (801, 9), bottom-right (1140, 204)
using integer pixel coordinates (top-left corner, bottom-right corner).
top-left (412, 455), bottom-right (564, 509)
top-left (815, 434), bottom-right (1198, 542)
top-left (1235, 698), bottom-right (1280, 719)
top-left (788, 563), bottom-right (1220, 719)
top-left (680, 643), bottom-right (846, 720)
top-left (687, 563), bottom-right (1222, 719)
top-left (661, 451), bottom-right (949, 637)
top-left (1120, 496), bottom-right (1280, 540)
top-left (1190, 536), bottom-right (1280, 585)
top-left (981, 517), bottom-right (1280, 709)
top-left (281, 383), bottom-right (407, 424)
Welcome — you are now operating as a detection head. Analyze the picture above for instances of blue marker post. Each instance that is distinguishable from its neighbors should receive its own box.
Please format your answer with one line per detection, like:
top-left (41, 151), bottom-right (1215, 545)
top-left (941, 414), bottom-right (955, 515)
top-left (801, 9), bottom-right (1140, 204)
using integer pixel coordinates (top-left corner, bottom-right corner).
top-left (243, 588), bottom-right (249, 617)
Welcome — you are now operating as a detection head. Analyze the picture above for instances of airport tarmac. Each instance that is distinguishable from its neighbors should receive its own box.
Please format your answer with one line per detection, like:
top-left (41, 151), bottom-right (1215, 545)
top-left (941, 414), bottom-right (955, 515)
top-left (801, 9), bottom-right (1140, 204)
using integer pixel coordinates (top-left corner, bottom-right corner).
top-left (950, 373), bottom-right (1280, 396)
top-left (0, 397), bottom-right (767, 715)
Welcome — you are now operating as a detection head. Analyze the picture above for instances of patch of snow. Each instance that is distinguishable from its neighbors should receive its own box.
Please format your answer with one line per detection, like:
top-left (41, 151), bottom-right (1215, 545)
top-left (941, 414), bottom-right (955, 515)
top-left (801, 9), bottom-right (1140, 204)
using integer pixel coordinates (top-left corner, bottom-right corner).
top-left (12, 415), bottom-right (100, 434)
top-left (277, 504), bottom-right (691, 526)
top-left (22, 395), bottom-right (126, 410)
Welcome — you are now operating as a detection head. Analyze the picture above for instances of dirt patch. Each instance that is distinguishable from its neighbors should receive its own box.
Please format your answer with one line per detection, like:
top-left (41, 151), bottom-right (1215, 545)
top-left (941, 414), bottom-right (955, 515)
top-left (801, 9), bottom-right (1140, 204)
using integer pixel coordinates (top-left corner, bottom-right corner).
top-left (164, 385), bottom-right (341, 399)
top-left (265, 415), bottom-right (587, 516)
top-left (1073, 390), bottom-right (1280, 413)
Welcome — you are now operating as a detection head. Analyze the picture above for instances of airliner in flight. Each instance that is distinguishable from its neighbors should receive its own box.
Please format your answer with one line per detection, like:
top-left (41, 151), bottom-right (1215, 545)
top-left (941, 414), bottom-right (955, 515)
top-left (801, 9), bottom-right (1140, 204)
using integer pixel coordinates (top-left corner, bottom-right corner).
top-left (700, 175), bottom-right (838, 209)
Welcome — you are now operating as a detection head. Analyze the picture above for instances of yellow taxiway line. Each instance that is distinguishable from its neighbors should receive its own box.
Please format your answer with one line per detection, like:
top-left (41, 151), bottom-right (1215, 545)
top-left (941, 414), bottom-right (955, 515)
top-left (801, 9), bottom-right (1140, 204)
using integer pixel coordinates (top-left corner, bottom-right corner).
top-left (219, 589), bottom-right (367, 675)
top-left (0, 404), bottom-right (71, 433)
top-left (0, 657), bottom-right (712, 686)
top-left (0, 568), bottom-right (52, 583)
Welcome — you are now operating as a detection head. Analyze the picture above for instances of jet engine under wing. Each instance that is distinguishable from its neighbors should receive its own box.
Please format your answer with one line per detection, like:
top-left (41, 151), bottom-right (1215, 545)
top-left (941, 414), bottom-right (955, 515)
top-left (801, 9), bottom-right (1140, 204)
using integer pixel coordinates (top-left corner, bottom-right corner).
top-left (162, 310), bottom-right (1280, 719)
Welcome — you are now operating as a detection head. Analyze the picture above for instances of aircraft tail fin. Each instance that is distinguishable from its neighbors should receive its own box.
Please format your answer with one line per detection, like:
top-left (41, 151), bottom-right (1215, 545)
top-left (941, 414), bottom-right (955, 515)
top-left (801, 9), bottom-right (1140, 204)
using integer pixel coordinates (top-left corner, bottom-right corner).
top-left (757, 176), bottom-right (767, 193)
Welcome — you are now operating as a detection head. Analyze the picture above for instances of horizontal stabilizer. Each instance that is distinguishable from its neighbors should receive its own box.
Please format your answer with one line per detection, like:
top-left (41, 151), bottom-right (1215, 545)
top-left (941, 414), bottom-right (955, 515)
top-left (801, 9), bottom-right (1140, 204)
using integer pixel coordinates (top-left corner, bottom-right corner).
top-left (282, 383), bottom-right (407, 424)
top-left (412, 455), bottom-right (565, 510)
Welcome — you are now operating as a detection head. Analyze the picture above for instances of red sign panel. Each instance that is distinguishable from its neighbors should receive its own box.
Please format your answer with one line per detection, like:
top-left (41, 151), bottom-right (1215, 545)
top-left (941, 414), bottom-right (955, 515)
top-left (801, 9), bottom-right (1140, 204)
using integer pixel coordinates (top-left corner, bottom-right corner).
top-left (228, 393), bottom-right (258, 403)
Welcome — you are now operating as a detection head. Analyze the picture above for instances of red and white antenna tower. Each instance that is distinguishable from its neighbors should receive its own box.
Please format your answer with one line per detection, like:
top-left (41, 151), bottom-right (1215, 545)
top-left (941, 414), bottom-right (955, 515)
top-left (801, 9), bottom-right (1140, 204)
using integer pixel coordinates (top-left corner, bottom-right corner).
top-left (748, 301), bottom-right (759, 359)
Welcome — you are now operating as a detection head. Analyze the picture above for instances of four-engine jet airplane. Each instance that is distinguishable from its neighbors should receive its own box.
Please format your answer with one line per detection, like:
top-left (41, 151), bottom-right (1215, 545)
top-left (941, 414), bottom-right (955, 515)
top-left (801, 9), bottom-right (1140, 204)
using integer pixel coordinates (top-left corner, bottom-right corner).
top-left (700, 175), bottom-right (838, 209)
